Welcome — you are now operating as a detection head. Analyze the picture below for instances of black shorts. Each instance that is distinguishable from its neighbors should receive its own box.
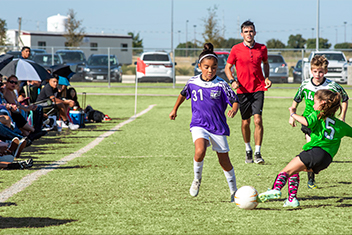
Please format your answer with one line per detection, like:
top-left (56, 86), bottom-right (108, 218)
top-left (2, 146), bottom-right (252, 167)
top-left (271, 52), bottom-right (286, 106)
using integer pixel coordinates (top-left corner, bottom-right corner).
top-left (298, 147), bottom-right (332, 174)
top-left (237, 91), bottom-right (264, 120)
top-left (10, 111), bottom-right (27, 128)
top-left (301, 124), bottom-right (312, 136)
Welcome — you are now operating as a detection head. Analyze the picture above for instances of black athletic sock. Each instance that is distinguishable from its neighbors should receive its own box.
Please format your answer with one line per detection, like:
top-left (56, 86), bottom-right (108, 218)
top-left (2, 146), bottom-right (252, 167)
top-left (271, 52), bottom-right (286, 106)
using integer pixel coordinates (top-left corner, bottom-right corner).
top-left (308, 172), bottom-right (315, 181)
top-left (64, 120), bottom-right (70, 126)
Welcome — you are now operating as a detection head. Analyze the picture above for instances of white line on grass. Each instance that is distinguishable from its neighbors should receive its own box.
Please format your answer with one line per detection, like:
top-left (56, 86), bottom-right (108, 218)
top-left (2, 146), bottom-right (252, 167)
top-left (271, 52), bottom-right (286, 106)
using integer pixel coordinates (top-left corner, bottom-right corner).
top-left (0, 104), bottom-right (156, 202)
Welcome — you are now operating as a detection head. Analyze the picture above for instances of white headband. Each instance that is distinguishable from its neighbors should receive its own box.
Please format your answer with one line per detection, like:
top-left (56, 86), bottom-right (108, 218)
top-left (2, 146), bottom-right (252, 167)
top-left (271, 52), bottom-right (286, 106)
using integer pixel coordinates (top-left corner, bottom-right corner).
top-left (198, 54), bottom-right (218, 63)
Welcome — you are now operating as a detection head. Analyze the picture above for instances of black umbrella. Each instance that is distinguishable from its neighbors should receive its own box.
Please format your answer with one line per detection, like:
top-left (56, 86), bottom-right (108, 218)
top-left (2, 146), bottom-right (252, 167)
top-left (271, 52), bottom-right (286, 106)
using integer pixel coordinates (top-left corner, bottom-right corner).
top-left (0, 54), bottom-right (14, 71)
top-left (50, 64), bottom-right (75, 79)
top-left (0, 59), bottom-right (51, 81)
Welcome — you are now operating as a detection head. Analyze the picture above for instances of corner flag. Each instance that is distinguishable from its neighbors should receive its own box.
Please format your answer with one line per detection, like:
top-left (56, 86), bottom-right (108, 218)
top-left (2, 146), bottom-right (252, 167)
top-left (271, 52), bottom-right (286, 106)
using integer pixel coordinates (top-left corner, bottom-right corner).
top-left (136, 58), bottom-right (146, 75)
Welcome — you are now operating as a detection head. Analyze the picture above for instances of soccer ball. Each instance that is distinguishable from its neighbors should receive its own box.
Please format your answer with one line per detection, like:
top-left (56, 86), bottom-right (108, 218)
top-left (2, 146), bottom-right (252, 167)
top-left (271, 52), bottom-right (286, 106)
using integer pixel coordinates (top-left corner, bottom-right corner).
top-left (234, 186), bottom-right (258, 210)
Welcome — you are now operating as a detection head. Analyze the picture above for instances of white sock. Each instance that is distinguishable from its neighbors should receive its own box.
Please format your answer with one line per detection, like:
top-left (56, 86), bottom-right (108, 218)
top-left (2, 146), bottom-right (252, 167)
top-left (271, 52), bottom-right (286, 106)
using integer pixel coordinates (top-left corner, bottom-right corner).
top-left (255, 145), bottom-right (261, 154)
top-left (223, 168), bottom-right (237, 193)
top-left (245, 142), bottom-right (252, 152)
top-left (193, 159), bottom-right (204, 180)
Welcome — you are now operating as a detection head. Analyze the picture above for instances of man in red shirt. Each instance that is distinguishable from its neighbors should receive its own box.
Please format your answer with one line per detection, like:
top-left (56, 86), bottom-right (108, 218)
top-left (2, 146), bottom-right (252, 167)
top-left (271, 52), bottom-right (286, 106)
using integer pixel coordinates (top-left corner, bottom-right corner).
top-left (225, 20), bottom-right (272, 164)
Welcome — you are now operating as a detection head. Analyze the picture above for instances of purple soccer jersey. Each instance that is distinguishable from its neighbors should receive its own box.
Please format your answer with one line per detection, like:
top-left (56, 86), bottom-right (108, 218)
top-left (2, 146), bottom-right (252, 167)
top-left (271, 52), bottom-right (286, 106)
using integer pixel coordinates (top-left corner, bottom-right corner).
top-left (181, 75), bottom-right (238, 136)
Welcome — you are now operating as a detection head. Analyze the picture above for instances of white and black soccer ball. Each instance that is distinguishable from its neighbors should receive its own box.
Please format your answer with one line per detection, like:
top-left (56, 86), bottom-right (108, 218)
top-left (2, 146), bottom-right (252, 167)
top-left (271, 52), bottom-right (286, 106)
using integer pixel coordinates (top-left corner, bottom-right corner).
top-left (234, 186), bottom-right (259, 210)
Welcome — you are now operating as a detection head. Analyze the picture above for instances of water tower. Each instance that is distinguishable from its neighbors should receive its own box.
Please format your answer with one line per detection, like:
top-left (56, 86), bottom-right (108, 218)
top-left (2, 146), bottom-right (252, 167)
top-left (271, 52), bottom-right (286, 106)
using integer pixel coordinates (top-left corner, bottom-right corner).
top-left (47, 14), bottom-right (68, 32)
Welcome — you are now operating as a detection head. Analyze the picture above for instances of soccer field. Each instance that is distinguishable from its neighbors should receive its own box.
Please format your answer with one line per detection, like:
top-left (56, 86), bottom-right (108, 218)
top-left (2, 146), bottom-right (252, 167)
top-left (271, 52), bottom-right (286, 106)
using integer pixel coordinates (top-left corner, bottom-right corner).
top-left (1, 84), bottom-right (352, 234)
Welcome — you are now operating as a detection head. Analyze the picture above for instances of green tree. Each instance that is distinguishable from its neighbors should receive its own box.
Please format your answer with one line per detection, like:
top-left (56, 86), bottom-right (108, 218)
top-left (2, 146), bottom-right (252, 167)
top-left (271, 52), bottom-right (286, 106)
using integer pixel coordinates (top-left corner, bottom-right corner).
top-left (64, 9), bottom-right (85, 48)
top-left (128, 32), bottom-right (143, 55)
top-left (334, 42), bottom-right (352, 49)
top-left (306, 38), bottom-right (331, 49)
top-left (219, 38), bottom-right (242, 48)
top-left (175, 41), bottom-right (199, 56)
top-left (201, 5), bottom-right (224, 48)
top-left (287, 34), bottom-right (306, 48)
top-left (266, 39), bottom-right (286, 48)
top-left (0, 18), bottom-right (7, 46)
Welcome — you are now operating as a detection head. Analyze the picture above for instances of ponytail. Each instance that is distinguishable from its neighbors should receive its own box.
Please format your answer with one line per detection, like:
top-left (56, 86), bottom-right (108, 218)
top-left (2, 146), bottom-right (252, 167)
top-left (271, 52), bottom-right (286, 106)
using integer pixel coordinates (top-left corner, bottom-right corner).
top-left (315, 90), bottom-right (341, 120)
top-left (198, 43), bottom-right (218, 64)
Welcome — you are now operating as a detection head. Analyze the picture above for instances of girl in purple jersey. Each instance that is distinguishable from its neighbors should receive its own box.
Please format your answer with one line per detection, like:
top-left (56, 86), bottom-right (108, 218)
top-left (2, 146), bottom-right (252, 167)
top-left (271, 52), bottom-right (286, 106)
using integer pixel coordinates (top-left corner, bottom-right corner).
top-left (169, 43), bottom-right (239, 202)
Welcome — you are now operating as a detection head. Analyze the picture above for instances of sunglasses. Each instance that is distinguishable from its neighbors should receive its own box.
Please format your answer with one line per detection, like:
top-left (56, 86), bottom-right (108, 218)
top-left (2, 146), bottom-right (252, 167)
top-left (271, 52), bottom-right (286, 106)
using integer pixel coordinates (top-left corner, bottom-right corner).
top-left (9, 80), bottom-right (18, 85)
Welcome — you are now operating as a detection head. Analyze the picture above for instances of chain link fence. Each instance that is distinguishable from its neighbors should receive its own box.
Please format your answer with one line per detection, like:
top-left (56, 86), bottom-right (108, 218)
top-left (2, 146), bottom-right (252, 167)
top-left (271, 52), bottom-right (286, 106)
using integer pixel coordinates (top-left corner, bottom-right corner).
top-left (2, 45), bottom-right (352, 84)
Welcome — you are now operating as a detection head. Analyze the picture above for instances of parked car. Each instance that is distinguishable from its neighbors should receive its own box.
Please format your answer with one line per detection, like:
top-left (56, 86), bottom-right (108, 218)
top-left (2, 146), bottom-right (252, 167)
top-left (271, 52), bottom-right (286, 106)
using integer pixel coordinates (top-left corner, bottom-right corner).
top-left (291, 60), bottom-right (302, 83)
top-left (31, 49), bottom-right (47, 55)
top-left (265, 54), bottom-right (289, 83)
top-left (136, 51), bottom-right (176, 82)
top-left (192, 51), bottom-right (234, 83)
top-left (56, 50), bottom-right (87, 81)
top-left (83, 54), bottom-right (122, 82)
top-left (302, 51), bottom-right (351, 83)
top-left (32, 53), bottom-right (63, 69)
top-left (6, 50), bottom-right (34, 60)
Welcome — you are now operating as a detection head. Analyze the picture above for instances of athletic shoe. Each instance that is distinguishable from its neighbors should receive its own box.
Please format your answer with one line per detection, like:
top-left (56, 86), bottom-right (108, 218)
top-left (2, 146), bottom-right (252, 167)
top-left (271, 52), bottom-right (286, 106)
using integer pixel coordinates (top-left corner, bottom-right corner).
top-left (254, 152), bottom-right (265, 164)
top-left (245, 150), bottom-right (253, 164)
top-left (25, 158), bottom-right (34, 168)
top-left (68, 123), bottom-right (79, 130)
top-left (307, 179), bottom-right (318, 189)
top-left (28, 130), bottom-right (47, 140)
top-left (18, 158), bottom-right (33, 169)
top-left (61, 121), bottom-right (69, 128)
top-left (257, 189), bottom-right (282, 202)
top-left (14, 138), bottom-right (27, 159)
top-left (7, 137), bottom-right (20, 155)
top-left (103, 115), bottom-right (112, 121)
top-left (189, 179), bottom-right (201, 197)
top-left (283, 198), bottom-right (300, 208)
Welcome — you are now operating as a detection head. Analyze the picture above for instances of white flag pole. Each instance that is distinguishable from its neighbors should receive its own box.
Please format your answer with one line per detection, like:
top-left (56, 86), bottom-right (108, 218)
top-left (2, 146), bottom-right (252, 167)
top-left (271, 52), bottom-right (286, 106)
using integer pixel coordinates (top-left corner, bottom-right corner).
top-left (134, 72), bottom-right (138, 117)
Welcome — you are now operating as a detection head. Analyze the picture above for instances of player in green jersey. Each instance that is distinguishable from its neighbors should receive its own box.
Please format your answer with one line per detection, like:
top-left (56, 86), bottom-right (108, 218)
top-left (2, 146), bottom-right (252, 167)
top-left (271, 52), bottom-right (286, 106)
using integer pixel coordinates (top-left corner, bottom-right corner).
top-left (289, 55), bottom-right (349, 189)
top-left (257, 89), bottom-right (352, 207)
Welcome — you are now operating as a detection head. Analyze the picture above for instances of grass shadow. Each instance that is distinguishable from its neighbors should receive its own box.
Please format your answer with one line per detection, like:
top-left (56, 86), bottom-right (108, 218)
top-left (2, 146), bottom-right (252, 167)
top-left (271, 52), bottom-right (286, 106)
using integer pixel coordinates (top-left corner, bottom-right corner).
top-left (332, 160), bottom-right (352, 163)
top-left (0, 202), bottom-right (16, 207)
top-left (0, 216), bottom-right (76, 228)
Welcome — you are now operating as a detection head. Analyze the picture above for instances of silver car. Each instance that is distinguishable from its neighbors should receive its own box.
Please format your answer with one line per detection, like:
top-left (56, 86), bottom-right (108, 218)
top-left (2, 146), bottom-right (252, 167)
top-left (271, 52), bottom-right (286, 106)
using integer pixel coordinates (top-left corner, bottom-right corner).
top-left (266, 54), bottom-right (289, 83)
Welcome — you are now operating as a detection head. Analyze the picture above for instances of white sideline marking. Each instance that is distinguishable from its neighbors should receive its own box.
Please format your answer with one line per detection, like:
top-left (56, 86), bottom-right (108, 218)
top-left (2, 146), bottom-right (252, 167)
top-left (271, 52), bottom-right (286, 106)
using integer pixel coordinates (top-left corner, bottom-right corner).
top-left (0, 104), bottom-right (156, 202)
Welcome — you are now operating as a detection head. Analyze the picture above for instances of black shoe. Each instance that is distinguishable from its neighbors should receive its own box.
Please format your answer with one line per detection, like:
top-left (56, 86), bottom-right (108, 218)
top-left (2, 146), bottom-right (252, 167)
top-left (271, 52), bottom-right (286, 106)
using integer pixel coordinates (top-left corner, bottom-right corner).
top-left (25, 138), bottom-right (33, 147)
top-left (28, 131), bottom-right (47, 140)
top-left (245, 150), bottom-right (253, 164)
top-left (19, 158), bottom-right (33, 169)
top-left (254, 152), bottom-right (265, 164)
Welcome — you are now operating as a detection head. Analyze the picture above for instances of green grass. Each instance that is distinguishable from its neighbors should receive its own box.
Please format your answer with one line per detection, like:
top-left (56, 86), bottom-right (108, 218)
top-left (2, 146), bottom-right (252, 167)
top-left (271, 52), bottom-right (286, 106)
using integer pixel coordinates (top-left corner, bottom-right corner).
top-left (1, 84), bottom-right (352, 234)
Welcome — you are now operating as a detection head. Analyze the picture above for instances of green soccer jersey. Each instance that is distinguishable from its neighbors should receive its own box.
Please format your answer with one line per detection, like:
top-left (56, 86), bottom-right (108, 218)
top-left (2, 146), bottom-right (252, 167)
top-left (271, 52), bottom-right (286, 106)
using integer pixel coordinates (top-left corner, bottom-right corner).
top-left (293, 78), bottom-right (349, 117)
top-left (303, 111), bottom-right (352, 158)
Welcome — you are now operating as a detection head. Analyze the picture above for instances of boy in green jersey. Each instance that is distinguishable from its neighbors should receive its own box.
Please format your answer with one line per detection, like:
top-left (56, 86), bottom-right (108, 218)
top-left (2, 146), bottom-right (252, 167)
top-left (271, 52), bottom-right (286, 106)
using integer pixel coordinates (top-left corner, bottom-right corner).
top-left (258, 89), bottom-right (352, 207)
top-left (289, 55), bottom-right (349, 189)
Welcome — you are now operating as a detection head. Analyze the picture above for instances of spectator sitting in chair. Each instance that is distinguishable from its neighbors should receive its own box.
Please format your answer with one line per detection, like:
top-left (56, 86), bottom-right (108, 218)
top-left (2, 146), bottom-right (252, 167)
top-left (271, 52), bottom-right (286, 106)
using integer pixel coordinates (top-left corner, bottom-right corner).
top-left (2, 75), bottom-right (38, 137)
top-left (0, 137), bottom-right (33, 170)
top-left (36, 75), bottom-right (79, 130)
top-left (57, 76), bottom-right (76, 109)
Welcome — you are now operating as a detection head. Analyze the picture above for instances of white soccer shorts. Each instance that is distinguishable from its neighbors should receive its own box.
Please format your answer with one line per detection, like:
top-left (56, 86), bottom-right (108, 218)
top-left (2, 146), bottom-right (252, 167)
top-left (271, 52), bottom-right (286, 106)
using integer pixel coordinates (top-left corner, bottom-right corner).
top-left (190, 127), bottom-right (230, 153)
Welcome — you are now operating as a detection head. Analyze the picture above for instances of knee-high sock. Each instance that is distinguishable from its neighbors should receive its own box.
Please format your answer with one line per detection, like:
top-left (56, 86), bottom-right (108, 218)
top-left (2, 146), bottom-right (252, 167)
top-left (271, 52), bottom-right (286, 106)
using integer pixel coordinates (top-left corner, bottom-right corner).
top-left (272, 172), bottom-right (289, 191)
top-left (223, 168), bottom-right (237, 193)
top-left (193, 159), bottom-right (204, 180)
top-left (288, 173), bottom-right (300, 201)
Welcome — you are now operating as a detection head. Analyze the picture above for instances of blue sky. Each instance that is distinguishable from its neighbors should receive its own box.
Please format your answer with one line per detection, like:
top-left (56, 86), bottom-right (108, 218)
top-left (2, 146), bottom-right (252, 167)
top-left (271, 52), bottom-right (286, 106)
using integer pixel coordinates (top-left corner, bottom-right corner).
top-left (1, 0), bottom-right (352, 49)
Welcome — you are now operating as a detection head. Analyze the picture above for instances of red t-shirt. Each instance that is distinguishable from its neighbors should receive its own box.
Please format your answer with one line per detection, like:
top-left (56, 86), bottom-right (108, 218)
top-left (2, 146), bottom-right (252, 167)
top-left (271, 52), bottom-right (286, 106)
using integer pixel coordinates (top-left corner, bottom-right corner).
top-left (227, 42), bottom-right (268, 94)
